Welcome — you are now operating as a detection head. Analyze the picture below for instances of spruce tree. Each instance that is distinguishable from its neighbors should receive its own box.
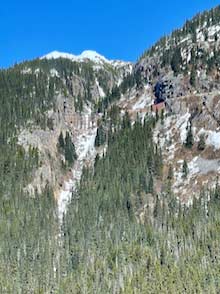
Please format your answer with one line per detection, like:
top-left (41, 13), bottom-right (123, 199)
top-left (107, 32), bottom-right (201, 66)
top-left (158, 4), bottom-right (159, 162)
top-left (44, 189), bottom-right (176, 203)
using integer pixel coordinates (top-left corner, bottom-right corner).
top-left (190, 67), bottom-right (196, 87)
top-left (167, 165), bottom-right (173, 180)
top-left (197, 134), bottom-right (206, 151)
top-left (58, 132), bottom-right (65, 150)
top-left (185, 121), bottom-right (194, 148)
top-left (171, 47), bottom-right (182, 75)
top-left (64, 132), bottom-right (77, 166)
top-left (182, 159), bottom-right (189, 178)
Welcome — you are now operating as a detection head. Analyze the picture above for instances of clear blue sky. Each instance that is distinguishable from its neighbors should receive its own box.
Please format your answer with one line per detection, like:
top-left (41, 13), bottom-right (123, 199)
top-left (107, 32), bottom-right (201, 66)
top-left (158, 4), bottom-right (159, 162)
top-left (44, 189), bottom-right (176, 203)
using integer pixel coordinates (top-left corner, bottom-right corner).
top-left (1, 0), bottom-right (219, 68)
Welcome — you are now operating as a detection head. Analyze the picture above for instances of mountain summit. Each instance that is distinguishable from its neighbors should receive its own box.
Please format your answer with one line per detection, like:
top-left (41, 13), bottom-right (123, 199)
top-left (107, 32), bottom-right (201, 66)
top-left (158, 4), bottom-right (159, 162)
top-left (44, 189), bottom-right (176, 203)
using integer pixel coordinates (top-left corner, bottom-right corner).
top-left (41, 50), bottom-right (111, 64)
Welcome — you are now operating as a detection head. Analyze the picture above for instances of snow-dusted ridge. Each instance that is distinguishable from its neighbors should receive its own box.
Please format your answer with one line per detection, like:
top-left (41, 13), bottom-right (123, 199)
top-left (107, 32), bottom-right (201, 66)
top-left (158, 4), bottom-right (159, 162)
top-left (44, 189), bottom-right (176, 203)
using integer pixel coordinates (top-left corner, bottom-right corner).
top-left (41, 50), bottom-right (132, 67)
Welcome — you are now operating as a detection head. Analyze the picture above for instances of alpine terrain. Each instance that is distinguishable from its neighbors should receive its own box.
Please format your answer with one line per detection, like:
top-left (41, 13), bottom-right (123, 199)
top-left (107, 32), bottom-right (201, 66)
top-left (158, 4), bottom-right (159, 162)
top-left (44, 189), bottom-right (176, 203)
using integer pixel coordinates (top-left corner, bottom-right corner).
top-left (2, 5), bottom-right (220, 293)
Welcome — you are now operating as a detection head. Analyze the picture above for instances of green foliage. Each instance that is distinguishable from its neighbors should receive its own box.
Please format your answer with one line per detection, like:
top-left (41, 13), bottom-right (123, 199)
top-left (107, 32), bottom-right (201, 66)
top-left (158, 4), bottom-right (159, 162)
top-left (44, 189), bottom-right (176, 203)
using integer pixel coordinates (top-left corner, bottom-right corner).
top-left (95, 124), bottom-right (106, 147)
top-left (58, 132), bottom-right (65, 150)
top-left (190, 66), bottom-right (196, 87)
top-left (64, 132), bottom-right (77, 166)
top-left (58, 131), bottom-right (77, 166)
top-left (198, 134), bottom-right (206, 151)
top-left (185, 121), bottom-right (194, 148)
top-left (58, 113), bottom-right (220, 293)
top-left (140, 5), bottom-right (220, 77)
top-left (160, 108), bottom-right (164, 124)
top-left (170, 47), bottom-right (183, 75)
top-left (167, 165), bottom-right (174, 180)
top-left (0, 142), bottom-right (59, 293)
top-left (182, 159), bottom-right (189, 178)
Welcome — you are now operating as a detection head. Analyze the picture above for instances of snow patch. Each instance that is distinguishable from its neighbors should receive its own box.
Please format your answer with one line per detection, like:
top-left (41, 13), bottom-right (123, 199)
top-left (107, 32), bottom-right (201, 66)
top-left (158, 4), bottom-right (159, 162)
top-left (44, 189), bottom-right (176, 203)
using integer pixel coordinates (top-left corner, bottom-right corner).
top-left (57, 127), bottom-right (97, 221)
top-left (21, 68), bottom-right (32, 74)
top-left (188, 156), bottom-right (200, 176)
top-left (176, 112), bottom-right (191, 143)
top-left (208, 25), bottom-right (220, 38)
top-left (95, 78), bottom-right (105, 98)
top-left (50, 68), bottom-right (59, 77)
top-left (41, 50), bottom-right (110, 64)
top-left (206, 131), bottom-right (220, 150)
top-left (132, 94), bottom-right (152, 110)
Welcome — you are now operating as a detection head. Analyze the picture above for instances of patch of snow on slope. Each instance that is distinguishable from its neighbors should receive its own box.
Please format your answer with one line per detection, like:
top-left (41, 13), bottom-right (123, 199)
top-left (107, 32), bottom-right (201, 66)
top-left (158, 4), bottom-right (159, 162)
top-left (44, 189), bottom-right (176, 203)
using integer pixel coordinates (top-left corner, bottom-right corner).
top-left (50, 68), bottom-right (59, 77)
top-left (95, 78), bottom-right (105, 98)
top-left (58, 179), bottom-right (74, 221)
top-left (21, 68), bottom-right (32, 74)
top-left (208, 25), bottom-right (220, 38)
top-left (188, 156), bottom-right (200, 176)
top-left (132, 95), bottom-right (151, 110)
top-left (176, 112), bottom-right (191, 143)
top-left (206, 131), bottom-right (220, 150)
top-left (76, 130), bottom-right (97, 161)
top-left (58, 127), bottom-right (97, 221)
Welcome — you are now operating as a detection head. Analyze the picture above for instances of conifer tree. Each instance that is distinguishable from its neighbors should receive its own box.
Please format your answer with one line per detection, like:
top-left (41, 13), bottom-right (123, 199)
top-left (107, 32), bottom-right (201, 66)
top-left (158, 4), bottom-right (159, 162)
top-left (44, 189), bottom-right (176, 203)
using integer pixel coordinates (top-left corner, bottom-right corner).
top-left (190, 67), bottom-right (196, 87)
top-left (198, 134), bottom-right (206, 151)
top-left (58, 132), bottom-right (65, 150)
top-left (182, 159), bottom-right (189, 178)
top-left (167, 165), bottom-right (173, 180)
top-left (64, 132), bottom-right (77, 166)
top-left (185, 121), bottom-right (194, 148)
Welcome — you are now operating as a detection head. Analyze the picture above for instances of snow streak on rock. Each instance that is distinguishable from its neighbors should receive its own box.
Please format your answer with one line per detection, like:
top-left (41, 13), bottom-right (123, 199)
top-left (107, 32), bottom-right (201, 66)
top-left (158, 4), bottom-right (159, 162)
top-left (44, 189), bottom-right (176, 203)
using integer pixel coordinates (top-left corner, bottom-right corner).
top-left (57, 126), bottom-right (97, 222)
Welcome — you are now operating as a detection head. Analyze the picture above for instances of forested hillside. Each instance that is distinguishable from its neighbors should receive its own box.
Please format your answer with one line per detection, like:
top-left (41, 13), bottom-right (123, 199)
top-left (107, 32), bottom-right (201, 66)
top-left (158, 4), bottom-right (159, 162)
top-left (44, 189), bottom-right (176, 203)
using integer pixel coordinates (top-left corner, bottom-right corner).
top-left (2, 4), bottom-right (220, 294)
top-left (0, 53), bottom-right (134, 292)
top-left (59, 114), bottom-right (220, 293)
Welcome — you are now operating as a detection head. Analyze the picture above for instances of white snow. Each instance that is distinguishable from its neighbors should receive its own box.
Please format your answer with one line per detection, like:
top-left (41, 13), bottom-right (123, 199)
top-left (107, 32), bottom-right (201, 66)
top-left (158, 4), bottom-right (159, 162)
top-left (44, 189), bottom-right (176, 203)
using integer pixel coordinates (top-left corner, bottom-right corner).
top-left (133, 98), bottom-right (146, 110)
top-left (206, 131), bottom-right (220, 150)
top-left (197, 31), bottom-right (205, 42)
top-left (197, 129), bottom-right (220, 150)
top-left (132, 95), bottom-right (151, 110)
top-left (41, 50), bottom-right (110, 64)
top-left (21, 68), bottom-right (32, 74)
top-left (57, 126), bottom-right (97, 221)
top-left (76, 130), bottom-right (97, 161)
top-left (50, 68), bottom-right (59, 77)
top-left (95, 78), bottom-right (105, 98)
top-left (176, 112), bottom-right (191, 143)
top-left (208, 25), bottom-right (220, 38)
top-left (188, 156), bottom-right (200, 176)
top-left (178, 36), bottom-right (190, 45)
top-left (58, 179), bottom-right (74, 220)
top-left (41, 50), bottom-right (133, 68)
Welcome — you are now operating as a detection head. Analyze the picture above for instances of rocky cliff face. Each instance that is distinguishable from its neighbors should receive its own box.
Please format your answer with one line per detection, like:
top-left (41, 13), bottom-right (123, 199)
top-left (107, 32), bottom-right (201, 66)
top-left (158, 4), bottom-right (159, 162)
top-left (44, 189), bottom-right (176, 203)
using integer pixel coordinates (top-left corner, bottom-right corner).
top-left (16, 6), bottom-right (220, 216)
top-left (16, 52), bottom-right (132, 220)
top-left (114, 6), bottom-right (220, 205)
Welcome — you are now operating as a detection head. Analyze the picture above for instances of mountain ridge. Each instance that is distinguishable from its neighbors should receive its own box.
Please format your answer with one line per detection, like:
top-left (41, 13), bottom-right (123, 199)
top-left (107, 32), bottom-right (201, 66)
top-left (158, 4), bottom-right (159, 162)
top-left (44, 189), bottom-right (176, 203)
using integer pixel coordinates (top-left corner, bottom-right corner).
top-left (2, 4), bottom-right (220, 293)
top-left (40, 49), bottom-right (133, 66)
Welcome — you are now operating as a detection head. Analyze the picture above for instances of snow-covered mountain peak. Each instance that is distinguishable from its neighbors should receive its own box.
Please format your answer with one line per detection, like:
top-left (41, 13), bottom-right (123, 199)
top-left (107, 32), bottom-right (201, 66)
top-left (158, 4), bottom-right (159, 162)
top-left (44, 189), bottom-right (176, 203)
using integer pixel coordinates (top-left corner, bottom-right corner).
top-left (41, 51), bottom-right (77, 60)
top-left (41, 50), bottom-right (133, 69)
top-left (41, 50), bottom-right (110, 64)
top-left (79, 50), bottom-right (109, 63)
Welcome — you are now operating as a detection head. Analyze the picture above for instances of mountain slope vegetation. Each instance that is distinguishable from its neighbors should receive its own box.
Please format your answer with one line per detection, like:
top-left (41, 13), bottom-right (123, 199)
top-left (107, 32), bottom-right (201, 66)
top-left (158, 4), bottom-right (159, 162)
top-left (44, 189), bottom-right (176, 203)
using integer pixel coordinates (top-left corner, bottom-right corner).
top-left (2, 5), bottom-right (220, 293)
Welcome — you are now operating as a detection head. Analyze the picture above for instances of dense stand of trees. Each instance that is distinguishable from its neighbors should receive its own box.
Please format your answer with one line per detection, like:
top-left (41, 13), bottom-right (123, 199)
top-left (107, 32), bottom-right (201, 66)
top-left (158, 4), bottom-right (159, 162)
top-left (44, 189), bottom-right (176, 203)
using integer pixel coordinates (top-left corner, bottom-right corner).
top-left (0, 141), bottom-right (59, 293)
top-left (58, 131), bottom-right (77, 167)
top-left (2, 81), bottom-right (220, 292)
top-left (140, 5), bottom-right (220, 82)
top-left (58, 114), bottom-right (220, 293)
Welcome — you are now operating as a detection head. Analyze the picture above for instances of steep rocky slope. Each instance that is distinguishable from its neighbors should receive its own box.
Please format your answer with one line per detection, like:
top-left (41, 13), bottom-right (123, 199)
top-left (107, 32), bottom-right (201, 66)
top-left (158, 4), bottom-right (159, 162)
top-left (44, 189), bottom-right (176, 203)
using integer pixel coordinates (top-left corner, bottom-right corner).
top-left (15, 52), bottom-right (132, 221)
top-left (112, 6), bottom-right (220, 205)
top-left (16, 6), bottom-right (220, 217)
top-left (3, 5), bottom-right (220, 293)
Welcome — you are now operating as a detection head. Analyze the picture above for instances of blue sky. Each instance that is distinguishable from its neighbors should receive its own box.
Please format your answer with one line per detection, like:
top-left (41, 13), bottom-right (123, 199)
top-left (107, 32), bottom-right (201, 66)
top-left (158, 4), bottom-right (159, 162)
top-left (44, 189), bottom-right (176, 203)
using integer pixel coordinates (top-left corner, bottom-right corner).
top-left (0, 0), bottom-right (219, 68)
